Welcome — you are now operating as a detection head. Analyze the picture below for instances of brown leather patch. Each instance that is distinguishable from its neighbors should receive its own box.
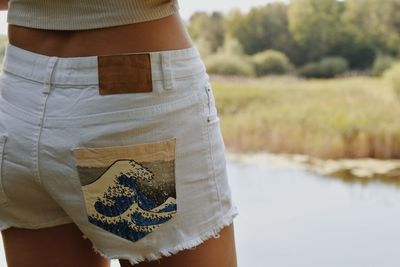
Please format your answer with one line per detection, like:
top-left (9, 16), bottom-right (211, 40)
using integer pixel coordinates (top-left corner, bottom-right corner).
top-left (97, 53), bottom-right (152, 95)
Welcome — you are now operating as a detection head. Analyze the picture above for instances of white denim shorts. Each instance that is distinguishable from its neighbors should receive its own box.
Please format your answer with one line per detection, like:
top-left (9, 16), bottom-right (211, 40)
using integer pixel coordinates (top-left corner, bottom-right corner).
top-left (0, 43), bottom-right (238, 264)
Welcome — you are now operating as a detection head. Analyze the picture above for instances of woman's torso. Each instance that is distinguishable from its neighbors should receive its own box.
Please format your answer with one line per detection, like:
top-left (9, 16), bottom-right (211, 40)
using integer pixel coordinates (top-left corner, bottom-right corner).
top-left (7, 13), bottom-right (194, 57)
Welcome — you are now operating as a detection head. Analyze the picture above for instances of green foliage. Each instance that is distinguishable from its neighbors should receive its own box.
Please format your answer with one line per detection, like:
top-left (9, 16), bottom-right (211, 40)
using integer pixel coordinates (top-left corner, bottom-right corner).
top-left (343, 0), bottom-right (400, 55)
top-left (217, 35), bottom-right (245, 56)
top-left (204, 35), bottom-right (255, 77)
top-left (252, 49), bottom-right (292, 76)
top-left (298, 57), bottom-right (349, 78)
top-left (188, 11), bottom-right (225, 53)
top-left (383, 62), bottom-right (400, 100)
top-left (225, 3), bottom-right (304, 65)
top-left (193, 36), bottom-right (213, 59)
top-left (204, 36), bottom-right (256, 77)
top-left (189, 0), bottom-right (400, 75)
top-left (0, 34), bottom-right (7, 54)
top-left (371, 54), bottom-right (395, 76)
top-left (205, 53), bottom-right (255, 77)
top-left (329, 33), bottom-right (376, 70)
top-left (187, 0), bottom-right (400, 73)
top-left (288, 0), bottom-right (344, 61)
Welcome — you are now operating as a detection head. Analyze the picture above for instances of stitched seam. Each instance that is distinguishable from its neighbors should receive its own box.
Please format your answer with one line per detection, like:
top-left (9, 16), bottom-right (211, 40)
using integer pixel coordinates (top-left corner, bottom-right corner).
top-left (207, 114), bottom-right (223, 214)
top-left (44, 90), bottom-right (200, 127)
top-left (3, 67), bottom-right (205, 86)
top-left (0, 136), bottom-right (9, 204)
top-left (201, 84), bottom-right (223, 211)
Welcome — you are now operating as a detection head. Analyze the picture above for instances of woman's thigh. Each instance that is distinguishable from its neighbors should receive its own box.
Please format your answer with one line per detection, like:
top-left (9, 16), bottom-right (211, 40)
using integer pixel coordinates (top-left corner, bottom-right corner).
top-left (2, 222), bottom-right (237, 267)
top-left (1, 223), bottom-right (110, 267)
top-left (120, 223), bottom-right (237, 267)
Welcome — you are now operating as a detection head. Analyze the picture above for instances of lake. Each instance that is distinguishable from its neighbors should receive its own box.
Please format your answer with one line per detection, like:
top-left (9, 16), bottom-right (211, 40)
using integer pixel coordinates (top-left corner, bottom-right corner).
top-left (1, 152), bottom-right (400, 267)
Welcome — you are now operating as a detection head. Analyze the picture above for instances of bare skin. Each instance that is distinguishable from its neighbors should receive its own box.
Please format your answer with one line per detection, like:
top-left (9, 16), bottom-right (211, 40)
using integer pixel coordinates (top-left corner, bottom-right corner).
top-left (6, 13), bottom-right (194, 56)
top-left (2, 223), bottom-right (237, 267)
top-left (0, 2), bottom-right (238, 267)
top-left (2, 223), bottom-right (110, 267)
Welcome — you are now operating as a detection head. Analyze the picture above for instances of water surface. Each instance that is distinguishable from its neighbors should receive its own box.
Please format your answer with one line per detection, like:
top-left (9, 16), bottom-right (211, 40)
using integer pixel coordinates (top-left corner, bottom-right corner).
top-left (228, 152), bottom-right (400, 267)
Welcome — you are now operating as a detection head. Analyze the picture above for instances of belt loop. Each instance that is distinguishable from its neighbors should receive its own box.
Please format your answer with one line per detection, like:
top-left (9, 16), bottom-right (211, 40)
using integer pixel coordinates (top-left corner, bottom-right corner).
top-left (161, 52), bottom-right (174, 91)
top-left (42, 56), bottom-right (58, 94)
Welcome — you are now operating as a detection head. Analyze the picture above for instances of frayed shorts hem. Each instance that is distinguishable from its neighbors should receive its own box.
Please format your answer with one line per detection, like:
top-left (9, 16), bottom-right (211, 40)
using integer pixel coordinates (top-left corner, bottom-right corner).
top-left (83, 206), bottom-right (239, 265)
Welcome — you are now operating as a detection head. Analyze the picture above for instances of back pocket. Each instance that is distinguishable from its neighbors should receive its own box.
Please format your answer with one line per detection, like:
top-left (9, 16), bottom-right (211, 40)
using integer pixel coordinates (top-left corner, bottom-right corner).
top-left (72, 137), bottom-right (177, 242)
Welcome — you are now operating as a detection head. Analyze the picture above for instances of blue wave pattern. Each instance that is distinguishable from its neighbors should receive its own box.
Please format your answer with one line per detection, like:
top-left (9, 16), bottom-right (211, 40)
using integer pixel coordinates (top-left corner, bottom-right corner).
top-left (84, 159), bottom-right (177, 242)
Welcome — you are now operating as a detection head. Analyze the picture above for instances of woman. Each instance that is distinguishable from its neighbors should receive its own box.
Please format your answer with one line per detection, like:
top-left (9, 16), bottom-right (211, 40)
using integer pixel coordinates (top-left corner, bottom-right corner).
top-left (0, 1), bottom-right (238, 267)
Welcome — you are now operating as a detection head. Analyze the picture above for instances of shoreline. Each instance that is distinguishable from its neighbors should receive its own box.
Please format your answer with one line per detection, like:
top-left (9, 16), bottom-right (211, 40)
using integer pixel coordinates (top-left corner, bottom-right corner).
top-left (226, 149), bottom-right (400, 187)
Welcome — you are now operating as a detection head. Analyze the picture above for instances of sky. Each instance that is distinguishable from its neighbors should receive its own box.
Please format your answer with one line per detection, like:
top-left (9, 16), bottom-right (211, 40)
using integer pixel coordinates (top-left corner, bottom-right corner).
top-left (0, 0), bottom-right (287, 35)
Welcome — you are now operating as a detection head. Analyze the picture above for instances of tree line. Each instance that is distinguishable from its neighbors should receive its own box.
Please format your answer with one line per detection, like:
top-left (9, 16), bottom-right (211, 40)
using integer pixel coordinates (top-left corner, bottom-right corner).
top-left (187, 0), bottom-right (400, 78)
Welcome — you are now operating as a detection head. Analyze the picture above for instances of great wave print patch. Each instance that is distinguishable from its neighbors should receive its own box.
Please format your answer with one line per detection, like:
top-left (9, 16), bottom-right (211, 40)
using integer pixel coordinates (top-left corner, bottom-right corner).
top-left (73, 138), bottom-right (177, 242)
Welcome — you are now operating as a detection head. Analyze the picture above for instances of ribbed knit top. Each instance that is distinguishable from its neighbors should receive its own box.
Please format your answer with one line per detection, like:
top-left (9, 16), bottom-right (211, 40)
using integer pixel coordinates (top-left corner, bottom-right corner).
top-left (6, 0), bottom-right (180, 30)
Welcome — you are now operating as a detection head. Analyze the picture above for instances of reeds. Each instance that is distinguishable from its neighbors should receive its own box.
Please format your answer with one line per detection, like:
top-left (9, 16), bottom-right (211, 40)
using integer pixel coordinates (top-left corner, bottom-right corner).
top-left (213, 75), bottom-right (400, 159)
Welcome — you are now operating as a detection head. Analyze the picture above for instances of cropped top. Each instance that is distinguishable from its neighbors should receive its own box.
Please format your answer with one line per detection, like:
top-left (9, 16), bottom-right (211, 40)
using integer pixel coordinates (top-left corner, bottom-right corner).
top-left (6, 0), bottom-right (180, 30)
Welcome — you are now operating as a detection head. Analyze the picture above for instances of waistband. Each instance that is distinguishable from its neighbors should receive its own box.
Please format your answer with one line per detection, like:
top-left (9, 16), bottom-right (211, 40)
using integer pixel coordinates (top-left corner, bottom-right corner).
top-left (1, 43), bottom-right (206, 87)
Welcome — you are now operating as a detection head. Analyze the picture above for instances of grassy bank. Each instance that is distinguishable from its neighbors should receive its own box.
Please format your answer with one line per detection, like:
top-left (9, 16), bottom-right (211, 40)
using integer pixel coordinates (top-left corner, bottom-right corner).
top-left (212, 75), bottom-right (400, 159)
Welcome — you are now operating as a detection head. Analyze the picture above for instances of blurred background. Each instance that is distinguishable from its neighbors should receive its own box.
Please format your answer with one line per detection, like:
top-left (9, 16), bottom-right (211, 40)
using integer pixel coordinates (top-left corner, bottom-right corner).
top-left (1, 0), bottom-right (400, 266)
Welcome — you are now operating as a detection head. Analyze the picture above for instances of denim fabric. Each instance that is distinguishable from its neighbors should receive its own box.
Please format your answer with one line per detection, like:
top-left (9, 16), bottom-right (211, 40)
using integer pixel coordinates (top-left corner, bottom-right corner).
top-left (0, 43), bottom-right (238, 264)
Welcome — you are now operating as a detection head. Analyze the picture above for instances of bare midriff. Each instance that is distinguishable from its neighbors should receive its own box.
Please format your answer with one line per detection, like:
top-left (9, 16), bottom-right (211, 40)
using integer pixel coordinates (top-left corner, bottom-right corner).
top-left (7, 13), bottom-right (194, 57)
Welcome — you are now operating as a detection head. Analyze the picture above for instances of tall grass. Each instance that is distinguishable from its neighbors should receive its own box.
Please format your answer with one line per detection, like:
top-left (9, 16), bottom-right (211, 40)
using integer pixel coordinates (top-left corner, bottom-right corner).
top-left (213, 75), bottom-right (400, 159)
